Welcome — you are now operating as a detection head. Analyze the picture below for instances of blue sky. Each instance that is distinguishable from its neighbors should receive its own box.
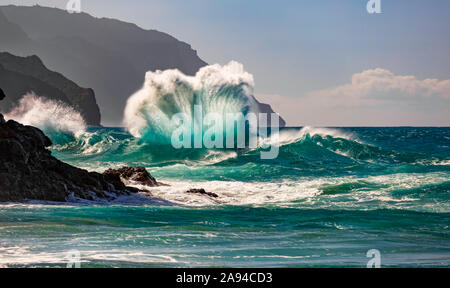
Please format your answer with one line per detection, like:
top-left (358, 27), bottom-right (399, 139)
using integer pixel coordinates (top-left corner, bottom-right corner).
top-left (2, 0), bottom-right (450, 125)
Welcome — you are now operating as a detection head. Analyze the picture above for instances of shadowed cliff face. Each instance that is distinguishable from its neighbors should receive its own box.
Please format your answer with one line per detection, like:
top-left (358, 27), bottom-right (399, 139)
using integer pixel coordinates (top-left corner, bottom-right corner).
top-left (0, 52), bottom-right (101, 126)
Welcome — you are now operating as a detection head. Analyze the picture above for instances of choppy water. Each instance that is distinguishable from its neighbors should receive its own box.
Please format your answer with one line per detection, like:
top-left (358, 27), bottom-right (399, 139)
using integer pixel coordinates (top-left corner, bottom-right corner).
top-left (1, 126), bottom-right (449, 267)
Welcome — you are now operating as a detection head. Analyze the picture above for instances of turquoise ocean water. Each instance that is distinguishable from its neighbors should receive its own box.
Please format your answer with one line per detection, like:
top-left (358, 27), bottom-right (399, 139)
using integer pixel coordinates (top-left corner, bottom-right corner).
top-left (1, 126), bottom-right (449, 267)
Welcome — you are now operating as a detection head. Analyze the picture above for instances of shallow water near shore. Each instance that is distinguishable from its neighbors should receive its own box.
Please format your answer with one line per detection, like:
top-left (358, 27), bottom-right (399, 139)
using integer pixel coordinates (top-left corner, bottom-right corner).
top-left (1, 126), bottom-right (449, 267)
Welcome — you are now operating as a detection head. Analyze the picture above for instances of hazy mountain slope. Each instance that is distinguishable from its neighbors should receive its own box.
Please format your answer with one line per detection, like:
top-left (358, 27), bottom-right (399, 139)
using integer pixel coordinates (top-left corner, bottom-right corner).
top-left (0, 53), bottom-right (101, 125)
top-left (253, 97), bottom-right (286, 127)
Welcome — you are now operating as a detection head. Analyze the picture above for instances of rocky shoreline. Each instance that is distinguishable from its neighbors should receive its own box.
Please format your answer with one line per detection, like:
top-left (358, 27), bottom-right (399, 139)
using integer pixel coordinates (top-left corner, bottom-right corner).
top-left (0, 88), bottom-right (217, 203)
top-left (0, 87), bottom-right (156, 202)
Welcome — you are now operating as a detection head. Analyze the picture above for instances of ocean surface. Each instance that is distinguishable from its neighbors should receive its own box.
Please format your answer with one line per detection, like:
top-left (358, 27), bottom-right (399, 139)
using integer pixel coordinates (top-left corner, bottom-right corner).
top-left (1, 126), bottom-right (449, 267)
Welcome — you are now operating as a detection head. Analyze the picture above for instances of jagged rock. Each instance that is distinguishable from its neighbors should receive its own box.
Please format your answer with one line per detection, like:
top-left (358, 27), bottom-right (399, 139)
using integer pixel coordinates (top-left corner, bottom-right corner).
top-left (103, 166), bottom-right (160, 187)
top-left (186, 188), bottom-right (219, 198)
top-left (0, 87), bottom-right (5, 125)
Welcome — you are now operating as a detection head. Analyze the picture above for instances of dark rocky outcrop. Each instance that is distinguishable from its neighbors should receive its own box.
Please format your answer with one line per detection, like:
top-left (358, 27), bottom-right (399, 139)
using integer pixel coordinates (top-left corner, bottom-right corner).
top-left (0, 89), bottom-right (155, 202)
top-left (186, 188), bottom-right (219, 198)
top-left (0, 52), bottom-right (101, 126)
top-left (103, 166), bottom-right (163, 187)
top-left (0, 119), bottom-right (111, 202)
top-left (0, 8), bottom-right (31, 52)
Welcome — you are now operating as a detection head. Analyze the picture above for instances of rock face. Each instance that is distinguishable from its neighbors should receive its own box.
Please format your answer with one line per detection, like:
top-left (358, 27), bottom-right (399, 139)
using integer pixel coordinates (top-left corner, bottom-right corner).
top-left (0, 8), bottom-right (31, 51)
top-left (0, 89), bottom-right (156, 202)
top-left (253, 97), bottom-right (286, 127)
top-left (0, 52), bottom-right (101, 126)
top-left (103, 167), bottom-right (160, 187)
top-left (186, 188), bottom-right (219, 198)
top-left (0, 119), bottom-right (109, 202)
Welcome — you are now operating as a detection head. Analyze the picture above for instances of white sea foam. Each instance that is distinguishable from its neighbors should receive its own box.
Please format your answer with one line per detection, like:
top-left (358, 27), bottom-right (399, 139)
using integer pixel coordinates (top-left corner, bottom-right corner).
top-left (123, 172), bottom-right (450, 209)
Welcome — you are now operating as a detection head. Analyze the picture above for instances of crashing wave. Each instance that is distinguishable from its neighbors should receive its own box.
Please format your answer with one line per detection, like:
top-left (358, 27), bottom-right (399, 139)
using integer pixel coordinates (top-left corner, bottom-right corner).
top-left (5, 93), bottom-right (86, 139)
top-left (123, 61), bottom-right (260, 144)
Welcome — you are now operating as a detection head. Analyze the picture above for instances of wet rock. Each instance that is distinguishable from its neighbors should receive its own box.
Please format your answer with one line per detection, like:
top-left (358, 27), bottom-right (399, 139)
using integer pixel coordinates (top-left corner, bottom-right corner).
top-left (103, 166), bottom-right (160, 187)
top-left (186, 188), bottom-right (219, 198)
top-left (0, 90), bottom-right (139, 202)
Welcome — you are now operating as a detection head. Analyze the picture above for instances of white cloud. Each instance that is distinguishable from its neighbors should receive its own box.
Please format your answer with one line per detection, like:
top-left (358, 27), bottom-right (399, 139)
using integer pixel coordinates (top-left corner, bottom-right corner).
top-left (256, 68), bottom-right (450, 126)
top-left (307, 68), bottom-right (450, 107)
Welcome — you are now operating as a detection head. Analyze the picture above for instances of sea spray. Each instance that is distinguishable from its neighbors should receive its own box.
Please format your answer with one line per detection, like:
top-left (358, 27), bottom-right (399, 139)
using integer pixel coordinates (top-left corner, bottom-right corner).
top-left (5, 93), bottom-right (87, 142)
top-left (123, 61), bottom-right (259, 143)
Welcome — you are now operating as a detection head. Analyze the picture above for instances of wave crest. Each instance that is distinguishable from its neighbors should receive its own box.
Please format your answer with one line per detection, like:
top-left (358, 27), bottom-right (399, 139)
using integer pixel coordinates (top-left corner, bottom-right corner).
top-left (5, 93), bottom-right (86, 139)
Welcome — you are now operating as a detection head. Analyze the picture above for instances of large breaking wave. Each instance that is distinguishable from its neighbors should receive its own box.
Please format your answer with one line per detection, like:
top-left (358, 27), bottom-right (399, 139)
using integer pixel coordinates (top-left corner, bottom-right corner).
top-left (5, 93), bottom-right (86, 141)
top-left (123, 61), bottom-right (259, 143)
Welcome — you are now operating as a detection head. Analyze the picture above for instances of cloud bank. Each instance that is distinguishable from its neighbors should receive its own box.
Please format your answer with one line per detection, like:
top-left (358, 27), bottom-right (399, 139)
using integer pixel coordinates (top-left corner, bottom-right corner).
top-left (308, 68), bottom-right (450, 106)
top-left (258, 69), bottom-right (450, 126)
